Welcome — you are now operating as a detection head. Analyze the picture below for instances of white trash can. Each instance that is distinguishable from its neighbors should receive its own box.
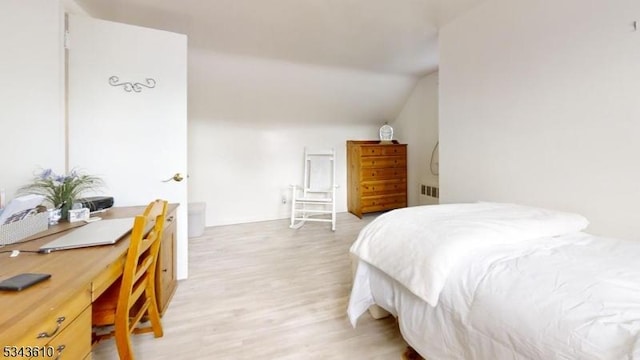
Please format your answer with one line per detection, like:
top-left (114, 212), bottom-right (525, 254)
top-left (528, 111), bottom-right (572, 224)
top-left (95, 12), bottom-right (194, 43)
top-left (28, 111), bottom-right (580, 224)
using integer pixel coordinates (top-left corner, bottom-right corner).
top-left (188, 202), bottom-right (206, 238)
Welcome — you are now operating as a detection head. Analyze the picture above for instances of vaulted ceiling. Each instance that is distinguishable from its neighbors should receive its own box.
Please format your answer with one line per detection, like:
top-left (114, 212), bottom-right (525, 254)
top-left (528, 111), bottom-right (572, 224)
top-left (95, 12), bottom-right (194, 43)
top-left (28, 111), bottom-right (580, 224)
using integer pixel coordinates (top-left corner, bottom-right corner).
top-left (72, 0), bottom-right (483, 76)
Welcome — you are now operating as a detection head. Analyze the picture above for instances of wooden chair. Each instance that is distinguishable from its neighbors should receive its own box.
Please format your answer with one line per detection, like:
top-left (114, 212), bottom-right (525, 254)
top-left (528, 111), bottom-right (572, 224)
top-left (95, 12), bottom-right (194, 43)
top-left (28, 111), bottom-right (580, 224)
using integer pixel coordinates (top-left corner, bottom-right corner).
top-left (92, 199), bottom-right (168, 360)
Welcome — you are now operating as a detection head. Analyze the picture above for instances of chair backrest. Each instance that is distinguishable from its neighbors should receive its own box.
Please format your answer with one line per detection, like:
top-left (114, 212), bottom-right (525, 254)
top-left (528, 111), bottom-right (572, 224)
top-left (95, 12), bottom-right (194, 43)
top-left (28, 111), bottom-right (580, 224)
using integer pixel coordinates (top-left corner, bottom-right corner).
top-left (303, 148), bottom-right (336, 195)
top-left (141, 199), bottom-right (168, 295)
top-left (116, 199), bottom-right (168, 333)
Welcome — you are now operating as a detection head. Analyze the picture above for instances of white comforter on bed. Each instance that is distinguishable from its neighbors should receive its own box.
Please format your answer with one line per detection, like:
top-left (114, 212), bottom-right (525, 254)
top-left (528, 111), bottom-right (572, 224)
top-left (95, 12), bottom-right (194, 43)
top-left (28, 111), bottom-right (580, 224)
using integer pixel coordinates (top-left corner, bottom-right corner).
top-left (350, 202), bottom-right (589, 306)
top-left (349, 233), bottom-right (640, 359)
top-left (348, 204), bottom-right (640, 359)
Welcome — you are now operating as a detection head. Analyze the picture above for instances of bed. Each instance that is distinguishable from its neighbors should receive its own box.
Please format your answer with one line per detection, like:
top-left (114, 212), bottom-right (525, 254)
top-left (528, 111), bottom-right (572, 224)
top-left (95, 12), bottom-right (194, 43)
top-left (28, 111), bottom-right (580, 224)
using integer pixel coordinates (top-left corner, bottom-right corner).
top-left (347, 202), bottom-right (640, 359)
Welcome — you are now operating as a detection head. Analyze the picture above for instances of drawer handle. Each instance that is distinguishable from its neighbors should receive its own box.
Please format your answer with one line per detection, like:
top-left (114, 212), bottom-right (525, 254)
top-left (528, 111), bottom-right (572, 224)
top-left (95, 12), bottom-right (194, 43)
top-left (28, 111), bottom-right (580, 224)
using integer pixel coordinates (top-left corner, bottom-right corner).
top-left (55, 345), bottom-right (66, 360)
top-left (37, 316), bottom-right (65, 339)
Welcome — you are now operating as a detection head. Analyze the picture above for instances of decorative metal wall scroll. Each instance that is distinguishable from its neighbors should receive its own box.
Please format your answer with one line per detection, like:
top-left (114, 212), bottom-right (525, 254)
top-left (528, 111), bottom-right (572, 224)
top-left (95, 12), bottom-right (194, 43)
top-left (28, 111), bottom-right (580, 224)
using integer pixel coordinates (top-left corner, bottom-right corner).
top-left (108, 76), bottom-right (157, 93)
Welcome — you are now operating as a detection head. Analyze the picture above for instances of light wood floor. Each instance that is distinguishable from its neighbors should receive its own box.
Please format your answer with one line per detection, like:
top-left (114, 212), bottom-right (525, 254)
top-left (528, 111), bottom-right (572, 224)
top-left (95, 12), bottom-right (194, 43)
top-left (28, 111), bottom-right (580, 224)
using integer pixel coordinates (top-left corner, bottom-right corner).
top-left (93, 212), bottom-right (407, 359)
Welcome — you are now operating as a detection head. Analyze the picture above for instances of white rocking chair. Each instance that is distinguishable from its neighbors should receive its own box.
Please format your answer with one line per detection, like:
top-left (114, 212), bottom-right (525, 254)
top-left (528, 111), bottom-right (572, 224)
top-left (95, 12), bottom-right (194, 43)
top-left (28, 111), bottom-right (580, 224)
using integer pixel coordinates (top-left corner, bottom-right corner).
top-left (290, 148), bottom-right (337, 231)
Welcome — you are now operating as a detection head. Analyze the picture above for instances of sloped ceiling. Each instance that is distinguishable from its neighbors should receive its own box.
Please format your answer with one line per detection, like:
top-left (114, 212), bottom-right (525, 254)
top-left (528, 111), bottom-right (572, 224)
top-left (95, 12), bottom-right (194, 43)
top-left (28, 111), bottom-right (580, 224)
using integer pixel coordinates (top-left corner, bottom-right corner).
top-left (72, 0), bottom-right (483, 76)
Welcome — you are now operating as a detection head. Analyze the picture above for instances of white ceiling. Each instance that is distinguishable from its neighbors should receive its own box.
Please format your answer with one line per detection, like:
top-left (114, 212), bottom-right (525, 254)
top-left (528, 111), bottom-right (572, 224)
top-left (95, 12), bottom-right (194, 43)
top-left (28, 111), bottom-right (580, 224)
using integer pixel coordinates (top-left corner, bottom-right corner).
top-left (72, 0), bottom-right (483, 76)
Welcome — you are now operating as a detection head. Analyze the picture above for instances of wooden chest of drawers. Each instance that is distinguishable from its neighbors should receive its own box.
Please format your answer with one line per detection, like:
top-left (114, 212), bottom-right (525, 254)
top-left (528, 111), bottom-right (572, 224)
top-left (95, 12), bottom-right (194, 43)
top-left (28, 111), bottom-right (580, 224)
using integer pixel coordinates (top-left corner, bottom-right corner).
top-left (347, 140), bottom-right (407, 218)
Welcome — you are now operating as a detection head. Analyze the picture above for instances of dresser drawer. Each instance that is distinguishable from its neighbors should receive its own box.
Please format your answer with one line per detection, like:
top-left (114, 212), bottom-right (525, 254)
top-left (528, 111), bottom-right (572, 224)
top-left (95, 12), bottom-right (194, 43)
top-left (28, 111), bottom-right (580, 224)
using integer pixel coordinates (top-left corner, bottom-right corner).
top-left (47, 306), bottom-right (91, 360)
top-left (361, 167), bottom-right (406, 180)
top-left (359, 156), bottom-right (406, 169)
top-left (361, 194), bottom-right (407, 213)
top-left (361, 145), bottom-right (406, 157)
top-left (361, 179), bottom-right (407, 196)
top-left (13, 286), bottom-right (91, 348)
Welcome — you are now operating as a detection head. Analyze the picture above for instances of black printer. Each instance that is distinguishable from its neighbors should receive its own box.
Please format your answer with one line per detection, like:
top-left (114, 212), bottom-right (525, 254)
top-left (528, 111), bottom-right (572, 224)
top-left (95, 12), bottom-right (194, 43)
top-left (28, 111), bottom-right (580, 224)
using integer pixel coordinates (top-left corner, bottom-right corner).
top-left (77, 196), bottom-right (114, 212)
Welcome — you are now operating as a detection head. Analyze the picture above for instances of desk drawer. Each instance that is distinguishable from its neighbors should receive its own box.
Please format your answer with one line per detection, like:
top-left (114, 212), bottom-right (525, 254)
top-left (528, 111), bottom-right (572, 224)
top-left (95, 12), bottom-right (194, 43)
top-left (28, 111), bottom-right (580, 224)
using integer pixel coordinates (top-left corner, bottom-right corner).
top-left (46, 306), bottom-right (91, 360)
top-left (92, 254), bottom-right (126, 301)
top-left (13, 287), bottom-right (91, 348)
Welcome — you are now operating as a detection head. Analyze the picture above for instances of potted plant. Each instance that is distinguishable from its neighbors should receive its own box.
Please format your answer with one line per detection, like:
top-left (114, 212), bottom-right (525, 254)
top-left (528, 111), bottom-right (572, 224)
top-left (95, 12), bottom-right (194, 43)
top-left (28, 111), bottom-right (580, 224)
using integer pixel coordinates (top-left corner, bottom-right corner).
top-left (19, 169), bottom-right (104, 221)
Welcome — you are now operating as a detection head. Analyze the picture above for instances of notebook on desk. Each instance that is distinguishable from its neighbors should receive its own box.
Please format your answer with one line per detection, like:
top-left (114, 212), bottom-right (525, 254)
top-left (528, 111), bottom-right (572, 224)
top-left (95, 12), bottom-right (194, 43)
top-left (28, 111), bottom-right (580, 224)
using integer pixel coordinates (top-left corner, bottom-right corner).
top-left (39, 218), bottom-right (134, 253)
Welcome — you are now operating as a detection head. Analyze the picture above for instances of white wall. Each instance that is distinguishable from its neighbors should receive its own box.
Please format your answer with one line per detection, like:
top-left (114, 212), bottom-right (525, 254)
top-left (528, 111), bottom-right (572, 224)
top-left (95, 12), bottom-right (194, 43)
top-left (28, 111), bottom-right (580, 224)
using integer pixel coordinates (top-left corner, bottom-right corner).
top-left (440, 0), bottom-right (640, 239)
top-left (0, 0), bottom-right (65, 199)
top-left (392, 72), bottom-right (439, 206)
top-left (188, 50), bottom-right (416, 226)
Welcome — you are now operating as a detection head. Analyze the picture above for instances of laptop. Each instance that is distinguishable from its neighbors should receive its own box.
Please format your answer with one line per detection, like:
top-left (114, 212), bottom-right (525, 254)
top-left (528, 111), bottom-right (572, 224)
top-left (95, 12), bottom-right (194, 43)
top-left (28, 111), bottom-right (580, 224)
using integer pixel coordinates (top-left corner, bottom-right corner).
top-left (39, 218), bottom-right (134, 253)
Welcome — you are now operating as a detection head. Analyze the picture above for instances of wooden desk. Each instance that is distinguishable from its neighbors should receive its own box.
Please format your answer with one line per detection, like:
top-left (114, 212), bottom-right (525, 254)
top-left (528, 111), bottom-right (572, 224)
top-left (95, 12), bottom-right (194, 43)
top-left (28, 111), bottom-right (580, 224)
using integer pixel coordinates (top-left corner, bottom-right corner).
top-left (0, 205), bottom-right (178, 359)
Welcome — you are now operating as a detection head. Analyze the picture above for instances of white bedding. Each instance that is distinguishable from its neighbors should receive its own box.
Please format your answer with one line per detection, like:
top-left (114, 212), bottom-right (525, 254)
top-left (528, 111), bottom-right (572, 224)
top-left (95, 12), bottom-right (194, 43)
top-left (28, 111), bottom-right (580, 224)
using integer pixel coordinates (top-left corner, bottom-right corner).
top-left (350, 202), bottom-right (589, 306)
top-left (348, 213), bottom-right (640, 359)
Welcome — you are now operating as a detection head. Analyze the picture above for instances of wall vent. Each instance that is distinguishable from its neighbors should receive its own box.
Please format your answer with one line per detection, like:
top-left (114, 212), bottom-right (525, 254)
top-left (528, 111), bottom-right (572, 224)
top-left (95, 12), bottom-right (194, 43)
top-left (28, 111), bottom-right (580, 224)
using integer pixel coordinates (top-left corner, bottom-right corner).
top-left (421, 184), bottom-right (439, 198)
